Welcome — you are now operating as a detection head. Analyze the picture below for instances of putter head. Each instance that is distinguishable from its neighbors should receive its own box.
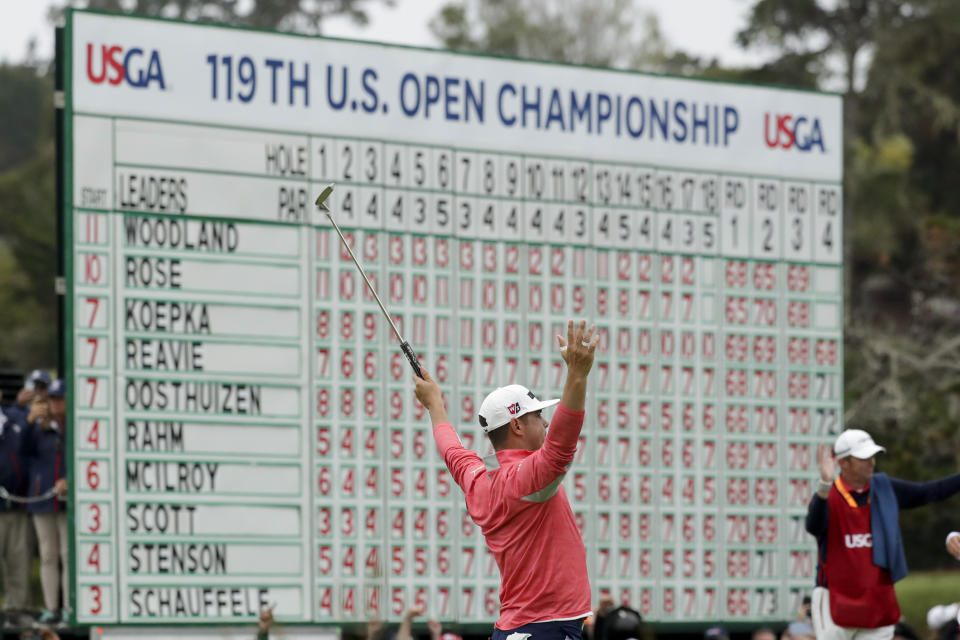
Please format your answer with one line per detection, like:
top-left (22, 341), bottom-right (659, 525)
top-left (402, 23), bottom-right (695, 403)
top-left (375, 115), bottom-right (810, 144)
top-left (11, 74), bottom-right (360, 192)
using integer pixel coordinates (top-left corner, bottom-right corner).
top-left (314, 184), bottom-right (335, 212)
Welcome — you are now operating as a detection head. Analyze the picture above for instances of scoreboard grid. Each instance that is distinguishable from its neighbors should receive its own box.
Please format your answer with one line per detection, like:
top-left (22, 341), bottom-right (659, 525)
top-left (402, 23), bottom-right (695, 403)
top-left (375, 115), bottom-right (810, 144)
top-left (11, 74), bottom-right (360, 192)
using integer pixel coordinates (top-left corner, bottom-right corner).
top-left (63, 9), bottom-right (843, 629)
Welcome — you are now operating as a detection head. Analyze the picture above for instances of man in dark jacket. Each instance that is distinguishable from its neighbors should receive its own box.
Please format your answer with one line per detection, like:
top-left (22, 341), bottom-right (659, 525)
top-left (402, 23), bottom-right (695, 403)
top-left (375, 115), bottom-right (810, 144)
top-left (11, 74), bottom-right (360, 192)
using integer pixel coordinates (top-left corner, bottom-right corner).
top-left (5, 369), bottom-right (51, 427)
top-left (0, 394), bottom-right (30, 615)
top-left (24, 379), bottom-right (68, 624)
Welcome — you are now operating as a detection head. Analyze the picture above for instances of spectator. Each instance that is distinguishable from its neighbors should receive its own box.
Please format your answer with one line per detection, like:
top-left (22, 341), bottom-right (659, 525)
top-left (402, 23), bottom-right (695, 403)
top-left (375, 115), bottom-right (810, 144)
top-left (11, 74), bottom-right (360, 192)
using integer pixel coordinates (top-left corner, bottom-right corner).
top-left (366, 617), bottom-right (386, 640)
top-left (781, 596), bottom-right (815, 640)
top-left (396, 605), bottom-right (425, 640)
top-left (24, 379), bottom-right (68, 625)
top-left (704, 627), bottom-right (729, 640)
top-left (0, 391), bottom-right (30, 623)
top-left (6, 370), bottom-right (50, 426)
top-left (752, 628), bottom-right (777, 640)
top-left (601, 605), bottom-right (644, 640)
top-left (782, 621), bottom-right (815, 640)
top-left (586, 595), bottom-right (617, 640)
top-left (254, 604), bottom-right (274, 640)
top-left (434, 624), bottom-right (461, 640)
top-left (928, 604), bottom-right (959, 634)
top-left (945, 531), bottom-right (960, 559)
top-left (19, 629), bottom-right (59, 640)
top-left (936, 619), bottom-right (960, 640)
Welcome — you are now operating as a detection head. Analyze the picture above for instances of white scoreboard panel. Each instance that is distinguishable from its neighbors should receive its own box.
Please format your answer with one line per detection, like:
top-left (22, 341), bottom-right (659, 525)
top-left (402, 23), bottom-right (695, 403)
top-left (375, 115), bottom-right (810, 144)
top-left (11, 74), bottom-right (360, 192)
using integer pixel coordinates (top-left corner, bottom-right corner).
top-left (64, 10), bottom-right (842, 627)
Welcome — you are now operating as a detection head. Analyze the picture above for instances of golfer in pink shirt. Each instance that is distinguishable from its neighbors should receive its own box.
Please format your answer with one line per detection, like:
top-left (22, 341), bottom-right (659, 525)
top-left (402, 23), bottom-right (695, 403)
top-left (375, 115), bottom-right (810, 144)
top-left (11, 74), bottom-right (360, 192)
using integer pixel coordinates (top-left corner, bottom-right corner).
top-left (414, 320), bottom-right (598, 640)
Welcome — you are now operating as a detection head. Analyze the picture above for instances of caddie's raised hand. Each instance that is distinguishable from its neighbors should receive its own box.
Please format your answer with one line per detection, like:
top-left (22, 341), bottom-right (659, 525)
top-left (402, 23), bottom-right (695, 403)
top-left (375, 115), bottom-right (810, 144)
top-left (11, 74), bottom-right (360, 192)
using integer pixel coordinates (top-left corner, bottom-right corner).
top-left (816, 443), bottom-right (837, 483)
top-left (557, 320), bottom-right (598, 375)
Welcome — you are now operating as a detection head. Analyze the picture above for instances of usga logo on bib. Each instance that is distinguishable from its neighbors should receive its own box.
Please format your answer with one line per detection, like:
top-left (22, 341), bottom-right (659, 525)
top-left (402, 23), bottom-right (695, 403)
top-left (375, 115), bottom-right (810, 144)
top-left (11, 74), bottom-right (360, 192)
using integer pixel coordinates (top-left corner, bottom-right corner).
top-left (844, 533), bottom-right (872, 548)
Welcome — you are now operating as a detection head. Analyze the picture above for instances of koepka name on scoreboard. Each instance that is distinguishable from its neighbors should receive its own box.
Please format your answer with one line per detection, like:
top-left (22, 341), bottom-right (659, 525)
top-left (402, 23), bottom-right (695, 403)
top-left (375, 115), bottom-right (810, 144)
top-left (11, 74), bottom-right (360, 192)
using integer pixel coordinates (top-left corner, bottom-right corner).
top-left (125, 300), bottom-right (211, 334)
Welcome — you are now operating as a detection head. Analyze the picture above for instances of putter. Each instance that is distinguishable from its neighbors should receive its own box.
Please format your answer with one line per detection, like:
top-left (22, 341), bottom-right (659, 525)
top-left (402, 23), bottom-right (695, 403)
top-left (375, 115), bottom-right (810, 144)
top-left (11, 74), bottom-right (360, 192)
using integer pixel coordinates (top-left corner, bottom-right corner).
top-left (315, 184), bottom-right (424, 379)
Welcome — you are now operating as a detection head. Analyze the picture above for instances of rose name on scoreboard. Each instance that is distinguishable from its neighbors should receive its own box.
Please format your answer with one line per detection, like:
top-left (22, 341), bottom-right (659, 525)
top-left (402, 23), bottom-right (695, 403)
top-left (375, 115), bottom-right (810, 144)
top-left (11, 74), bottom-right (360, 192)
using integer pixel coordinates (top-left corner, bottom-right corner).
top-left (65, 9), bottom-right (841, 627)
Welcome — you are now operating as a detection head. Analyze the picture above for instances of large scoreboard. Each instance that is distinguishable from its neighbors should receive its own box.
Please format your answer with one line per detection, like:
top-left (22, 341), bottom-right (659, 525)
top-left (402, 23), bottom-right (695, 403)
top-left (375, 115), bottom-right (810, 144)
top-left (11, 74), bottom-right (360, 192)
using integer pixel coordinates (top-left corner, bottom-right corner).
top-left (63, 10), bottom-right (843, 627)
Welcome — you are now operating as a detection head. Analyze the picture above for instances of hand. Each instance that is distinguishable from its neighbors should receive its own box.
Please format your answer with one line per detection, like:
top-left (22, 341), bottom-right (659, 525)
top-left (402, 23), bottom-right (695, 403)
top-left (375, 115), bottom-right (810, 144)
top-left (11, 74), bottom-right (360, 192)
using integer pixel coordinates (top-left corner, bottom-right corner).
top-left (413, 369), bottom-right (444, 413)
top-left (947, 532), bottom-right (960, 559)
top-left (54, 478), bottom-right (67, 496)
top-left (595, 594), bottom-right (616, 617)
top-left (366, 617), bottom-right (383, 640)
top-left (16, 388), bottom-right (34, 407)
top-left (816, 443), bottom-right (837, 483)
top-left (427, 618), bottom-right (442, 638)
top-left (557, 320), bottom-right (598, 377)
top-left (404, 604), bottom-right (426, 621)
top-left (28, 399), bottom-right (50, 424)
top-left (258, 606), bottom-right (275, 633)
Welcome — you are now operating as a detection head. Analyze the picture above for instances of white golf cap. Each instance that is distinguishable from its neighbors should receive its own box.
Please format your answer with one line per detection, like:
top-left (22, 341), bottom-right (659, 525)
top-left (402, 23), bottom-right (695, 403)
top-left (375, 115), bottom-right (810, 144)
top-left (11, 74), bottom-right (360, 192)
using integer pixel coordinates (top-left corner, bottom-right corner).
top-left (833, 428), bottom-right (886, 459)
top-left (477, 384), bottom-right (559, 433)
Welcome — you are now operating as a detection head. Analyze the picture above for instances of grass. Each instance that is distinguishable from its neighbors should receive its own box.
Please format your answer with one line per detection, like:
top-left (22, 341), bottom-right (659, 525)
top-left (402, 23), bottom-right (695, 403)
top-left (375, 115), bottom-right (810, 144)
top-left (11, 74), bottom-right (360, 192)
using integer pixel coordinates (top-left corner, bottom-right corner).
top-left (897, 570), bottom-right (960, 637)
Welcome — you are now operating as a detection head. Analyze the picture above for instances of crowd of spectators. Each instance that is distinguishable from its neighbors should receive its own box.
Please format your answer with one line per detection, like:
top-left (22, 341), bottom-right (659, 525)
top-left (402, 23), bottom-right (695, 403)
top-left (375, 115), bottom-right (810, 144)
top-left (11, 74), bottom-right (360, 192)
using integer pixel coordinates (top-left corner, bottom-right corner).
top-left (0, 369), bottom-right (70, 632)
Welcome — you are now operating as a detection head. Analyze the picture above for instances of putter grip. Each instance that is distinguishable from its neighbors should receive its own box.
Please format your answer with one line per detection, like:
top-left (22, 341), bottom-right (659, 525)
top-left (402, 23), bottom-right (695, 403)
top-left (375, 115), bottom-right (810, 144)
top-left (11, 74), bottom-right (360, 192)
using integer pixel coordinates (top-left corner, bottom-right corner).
top-left (400, 341), bottom-right (423, 378)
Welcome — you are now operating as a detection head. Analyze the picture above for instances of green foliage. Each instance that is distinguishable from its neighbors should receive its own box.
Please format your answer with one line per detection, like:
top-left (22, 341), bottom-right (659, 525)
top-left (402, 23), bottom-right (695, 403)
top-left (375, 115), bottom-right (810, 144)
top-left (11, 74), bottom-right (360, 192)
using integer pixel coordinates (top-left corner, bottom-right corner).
top-left (52, 0), bottom-right (393, 32)
top-left (429, 0), bottom-right (666, 69)
top-left (0, 243), bottom-right (54, 369)
top-left (896, 570), bottom-right (960, 632)
top-left (0, 143), bottom-right (58, 370)
top-left (0, 64), bottom-right (53, 173)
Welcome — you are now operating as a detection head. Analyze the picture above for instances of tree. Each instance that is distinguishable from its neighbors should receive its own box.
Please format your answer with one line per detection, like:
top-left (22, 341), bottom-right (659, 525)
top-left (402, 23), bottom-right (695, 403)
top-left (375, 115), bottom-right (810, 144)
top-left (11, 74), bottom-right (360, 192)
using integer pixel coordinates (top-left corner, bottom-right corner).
top-left (0, 143), bottom-right (58, 370)
top-left (50, 0), bottom-right (393, 33)
top-left (0, 63), bottom-right (56, 370)
top-left (736, 0), bottom-right (960, 571)
top-left (0, 64), bottom-right (53, 173)
top-left (429, 0), bottom-right (671, 70)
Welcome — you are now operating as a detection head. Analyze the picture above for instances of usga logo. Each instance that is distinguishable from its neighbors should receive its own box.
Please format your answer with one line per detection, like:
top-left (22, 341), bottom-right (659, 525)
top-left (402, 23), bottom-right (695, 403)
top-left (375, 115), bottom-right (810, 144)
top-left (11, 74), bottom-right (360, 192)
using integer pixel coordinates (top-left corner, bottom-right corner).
top-left (86, 43), bottom-right (166, 89)
top-left (763, 113), bottom-right (825, 152)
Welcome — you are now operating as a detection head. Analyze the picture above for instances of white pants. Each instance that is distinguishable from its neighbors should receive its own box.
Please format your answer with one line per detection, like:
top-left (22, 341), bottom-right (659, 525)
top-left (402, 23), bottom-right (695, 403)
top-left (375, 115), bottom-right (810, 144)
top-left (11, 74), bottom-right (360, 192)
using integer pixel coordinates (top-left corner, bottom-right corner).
top-left (32, 511), bottom-right (68, 612)
top-left (811, 586), bottom-right (895, 640)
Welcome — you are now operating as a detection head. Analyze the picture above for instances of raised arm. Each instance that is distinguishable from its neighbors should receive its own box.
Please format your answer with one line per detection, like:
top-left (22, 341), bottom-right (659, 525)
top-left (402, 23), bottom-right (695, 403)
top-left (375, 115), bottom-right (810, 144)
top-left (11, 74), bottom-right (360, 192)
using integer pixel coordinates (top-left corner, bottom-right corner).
top-left (805, 444), bottom-right (835, 536)
top-left (414, 368), bottom-right (483, 487)
top-left (503, 321), bottom-right (598, 499)
top-left (556, 320), bottom-right (597, 412)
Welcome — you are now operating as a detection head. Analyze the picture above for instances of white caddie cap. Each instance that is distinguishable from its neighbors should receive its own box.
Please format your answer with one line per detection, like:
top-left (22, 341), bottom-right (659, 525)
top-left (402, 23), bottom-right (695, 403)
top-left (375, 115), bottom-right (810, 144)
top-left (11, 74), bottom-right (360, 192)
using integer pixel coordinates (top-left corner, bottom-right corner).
top-left (833, 428), bottom-right (886, 459)
top-left (477, 384), bottom-right (559, 433)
